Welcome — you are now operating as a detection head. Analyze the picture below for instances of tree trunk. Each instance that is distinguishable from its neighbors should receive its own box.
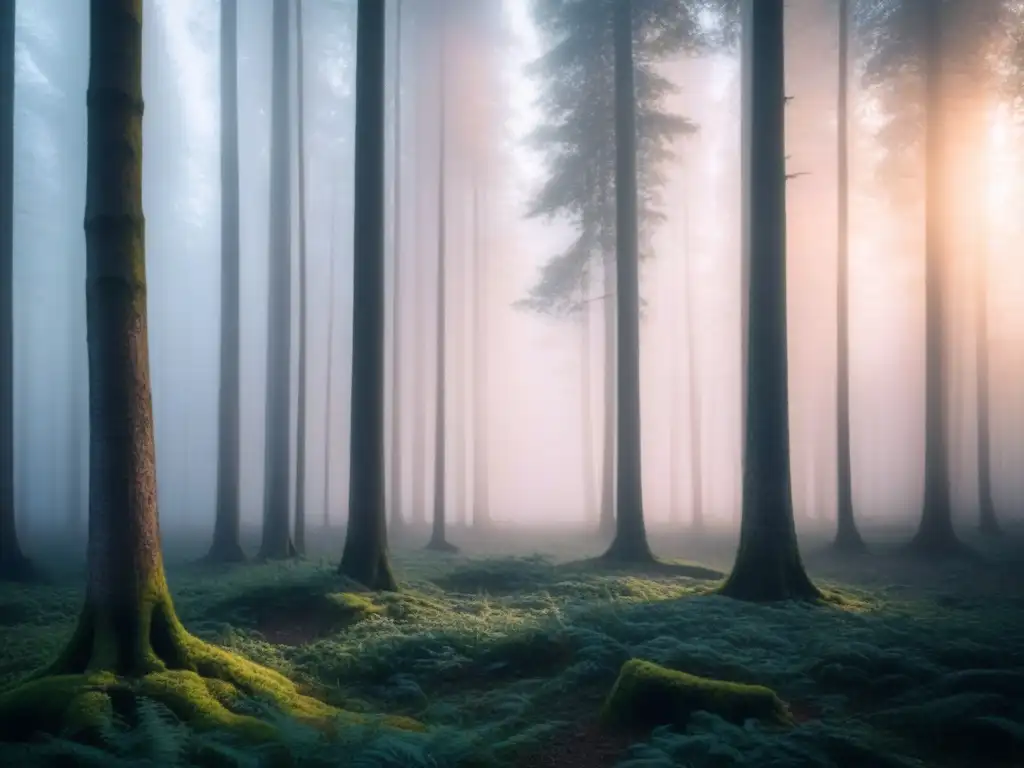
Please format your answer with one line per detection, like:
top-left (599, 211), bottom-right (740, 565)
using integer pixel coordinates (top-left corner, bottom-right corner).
top-left (0, 0), bottom-right (31, 581)
top-left (323, 185), bottom-right (339, 530)
top-left (472, 183), bottom-right (493, 527)
top-left (427, 36), bottom-right (456, 553)
top-left (833, 0), bottom-right (865, 554)
top-left (580, 262), bottom-right (597, 526)
top-left (410, 48), bottom-right (427, 529)
top-left (258, 0), bottom-right (296, 560)
top-left (340, 0), bottom-right (397, 590)
top-left (208, 0), bottom-right (245, 563)
top-left (910, 0), bottom-right (962, 556)
top-left (602, 0), bottom-right (653, 564)
top-left (683, 177), bottom-right (703, 532)
top-left (720, 0), bottom-right (819, 601)
top-left (599, 199), bottom-right (615, 540)
top-left (294, 0), bottom-right (309, 557)
top-left (388, 0), bottom-right (405, 534)
top-left (975, 195), bottom-right (998, 536)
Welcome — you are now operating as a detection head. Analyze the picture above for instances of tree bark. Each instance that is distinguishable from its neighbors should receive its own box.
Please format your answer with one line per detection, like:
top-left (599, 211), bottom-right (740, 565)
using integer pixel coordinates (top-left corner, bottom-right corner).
top-left (388, 0), bottom-right (405, 534)
top-left (910, 0), bottom-right (963, 556)
top-left (340, 0), bottom-right (397, 590)
top-left (833, 0), bottom-right (865, 554)
top-left (258, 0), bottom-right (296, 560)
top-left (720, 0), bottom-right (819, 601)
top-left (472, 183), bottom-right (493, 527)
top-left (294, 0), bottom-right (309, 557)
top-left (602, 0), bottom-right (653, 564)
top-left (427, 33), bottom-right (456, 553)
top-left (208, 0), bottom-right (245, 563)
top-left (0, 0), bottom-right (31, 581)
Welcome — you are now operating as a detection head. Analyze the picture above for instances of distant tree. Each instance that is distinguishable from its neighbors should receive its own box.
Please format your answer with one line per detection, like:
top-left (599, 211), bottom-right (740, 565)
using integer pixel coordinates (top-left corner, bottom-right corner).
top-left (471, 183), bottom-right (493, 527)
top-left (427, 29), bottom-right (457, 554)
top-left (208, 0), bottom-right (246, 564)
top-left (600, 0), bottom-right (654, 563)
top-left (0, 0), bottom-right (32, 582)
top-left (521, 0), bottom-right (699, 533)
top-left (294, 0), bottom-right (310, 556)
top-left (720, 0), bottom-right (820, 602)
top-left (323, 183), bottom-right (340, 530)
top-left (259, 0), bottom-right (297, 560)
top-left (682, 170), bottom-right (703, 531)
top-left (389, 0), bottom-right (405, 534)
top-left (341, 0), bottom-right (398, 590)
top-left (833, 0), bottom-right (866, 554)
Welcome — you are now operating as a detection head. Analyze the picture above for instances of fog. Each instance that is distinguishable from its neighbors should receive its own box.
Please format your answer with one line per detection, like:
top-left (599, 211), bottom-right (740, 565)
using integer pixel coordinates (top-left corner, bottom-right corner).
top-left (11, 0), bottom-right (1024, 546)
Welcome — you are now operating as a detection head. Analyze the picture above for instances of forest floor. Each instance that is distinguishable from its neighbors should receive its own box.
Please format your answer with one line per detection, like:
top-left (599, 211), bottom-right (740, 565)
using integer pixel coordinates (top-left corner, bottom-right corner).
top-left (0, 519), bottom-right (1022, 767)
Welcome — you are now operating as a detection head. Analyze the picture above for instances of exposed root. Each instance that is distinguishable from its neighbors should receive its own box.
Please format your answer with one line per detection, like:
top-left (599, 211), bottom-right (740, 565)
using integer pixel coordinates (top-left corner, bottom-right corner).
top-left (200, 541), bottom-right (247, 565)
top-left (425, 538), bottom-right (459, 554)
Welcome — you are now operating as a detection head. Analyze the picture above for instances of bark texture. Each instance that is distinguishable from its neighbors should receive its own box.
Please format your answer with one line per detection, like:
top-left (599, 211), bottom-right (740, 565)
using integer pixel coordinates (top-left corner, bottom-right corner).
top-left (340, 0), bottom-right (397, 590)
top-left (720, 0), bottom-right (820, 602)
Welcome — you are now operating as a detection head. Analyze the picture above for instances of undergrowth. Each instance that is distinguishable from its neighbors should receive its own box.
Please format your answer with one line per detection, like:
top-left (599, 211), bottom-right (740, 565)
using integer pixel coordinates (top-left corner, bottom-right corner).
top-left (0, 538), bottom-right (1021, 767)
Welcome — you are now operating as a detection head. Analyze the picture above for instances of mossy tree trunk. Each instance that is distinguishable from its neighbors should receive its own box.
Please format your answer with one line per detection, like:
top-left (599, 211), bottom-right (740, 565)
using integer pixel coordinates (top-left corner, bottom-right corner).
top-left (910, 0), bottom-right (963, 557)
top-left (388, 0), bottom-right (405, 534)
top-left (472, 183), bottom-right (493, 528)
top-left (602, 0), bottom-right (654, 564)
top-left (0, 0), bottom-right (32, 582)
top-left (427, 31), bottom-right (456, 554)
top-left (208, 0), bottom-right (245, 564)
top-left (833, 0), bottom-right (865, 555)
top-left (294, 0), bottom-right (309, 557)
top-left (720, 0), bottom-right (820, 602)
top-left (340, 0), bottom-right (397, 591)
top-left (259, 0), bottom-right (296, 561)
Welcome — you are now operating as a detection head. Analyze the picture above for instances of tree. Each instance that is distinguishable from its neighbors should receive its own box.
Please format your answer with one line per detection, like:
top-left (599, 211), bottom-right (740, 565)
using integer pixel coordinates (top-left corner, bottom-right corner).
top-left (389, 0), bottom-right (405, 534)
top-left (720, 0), bottom-right (820, 602)
top-left (0, 0), bottom-right (338, 736)
top-left (521, 0), bottom-right (698, 533)
top-left (294, 0), bottom-right (310, 556)
top-left (207, 0), bottom-right (246, 564)
top-left (340, 0), bottom-right (398, 591)
top-left (601, 0), bottom-right (653, 563)
top-left (833, 0), bottom-right (866, 554)
top-left (471, 183), bottom-right (492, 527)
top-left (975, 188), bottom-right (999, 536)
top-left (323, 182), bottom-right (340, 530)
top-left (427, 24), bottom-right (457, 554)
top-left (682, 165), bottom-right (703, 531)
top-left (259, 0), bottom-right (297, 561)
top-left (0, 0), bottom-right (32, 582)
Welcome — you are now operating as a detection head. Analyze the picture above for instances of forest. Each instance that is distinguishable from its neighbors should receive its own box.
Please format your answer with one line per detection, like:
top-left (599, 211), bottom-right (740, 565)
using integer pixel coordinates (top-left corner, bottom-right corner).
top-left (0, 0), bottom-right (1022, 765)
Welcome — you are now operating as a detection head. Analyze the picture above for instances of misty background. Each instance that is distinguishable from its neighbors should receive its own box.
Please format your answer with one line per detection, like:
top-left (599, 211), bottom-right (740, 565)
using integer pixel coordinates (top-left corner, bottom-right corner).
top-left (11, 0), bottom-right (1024, 544)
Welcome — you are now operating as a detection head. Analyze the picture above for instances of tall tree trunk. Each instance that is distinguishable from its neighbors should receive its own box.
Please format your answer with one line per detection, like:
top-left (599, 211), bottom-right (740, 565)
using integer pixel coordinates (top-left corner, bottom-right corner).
top-left (599, 196), bottom-right (615, 539)
top-left (208, 0), bottom-right (245, 563)
top-left (911, 0), bottom-right (962, 556)
top-left (975, 189), bottom-right (999, 536)
top-left (0, 0), bottom-right (31, 581)
top-left (427, 36), bottom-right (456, 553)
top-left (720, 0), bottom-right (819, 601)
top-left (602, 0), bottom-right (653, 563)
top-left (258, 0), bottom-right (296, 560)
top-left (683, 177), bottom-right (703, 532)
top-left (340, 0), bottom-right (397, 590)
top-left (668, 334), bottom-right (680, 524)
top-left (472, 183), bottom-right (493, 527)
top-left (580, 263), bottom-right (597, 526)
top-left (833, 0), bottom-right (865, 554)
top-left (323, 186), bottom-right (339, 530)
top-left (388, 0), bottom-right (405, 534)
top-left (294, 0), bottom-right (309, 556)
top-left (410, 45), bottom-right (427, 529)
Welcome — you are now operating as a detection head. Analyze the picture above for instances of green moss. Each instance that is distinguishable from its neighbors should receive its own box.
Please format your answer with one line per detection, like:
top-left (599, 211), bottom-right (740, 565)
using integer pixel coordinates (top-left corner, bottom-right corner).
top-left (602, 659), bottom-right (791, 731)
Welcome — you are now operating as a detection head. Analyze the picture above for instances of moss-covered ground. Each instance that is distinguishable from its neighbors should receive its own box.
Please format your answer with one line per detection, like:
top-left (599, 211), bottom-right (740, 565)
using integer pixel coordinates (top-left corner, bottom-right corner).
top-left (0, 519), bottom-right (1022, 767)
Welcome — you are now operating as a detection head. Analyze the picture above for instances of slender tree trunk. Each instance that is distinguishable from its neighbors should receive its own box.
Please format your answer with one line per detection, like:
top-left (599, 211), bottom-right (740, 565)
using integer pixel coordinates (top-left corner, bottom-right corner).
top-left (580, 263), bottom-right (598, 526)
top-left (720, 0), bottom-right (819, 601)
top-left (294, 0), bottom-right (309, 556)
top-left (451, 198), bottom-right (465, 528)
top-left (599, 198), bottom-right (615, 539)
top-left (427, 37), bottom-right (456, 553)
top-left (975, 179), bottom-right (999, 536)
top-left (388, 0), bottom-right (405, 534)
top-left (208, 0), bottom-right (245, 563)
top-left (602, 0), bottom-right (653, 563)
top-left (833, 0), bottom-right (865, 554)
top-left (911, 0), bottom-right (963, 556)
top-left (410, 49), bottom-right (427, 529)
top-left (323, 188), bottom-right (339, 530)
top-left (340, 0), bottom-right (397, 590)
top-left (472, 183), bottom-right (493, 527)
top-left (0, 0), bottom-right (31, 581)
top-left (258, 0), bottom-right (296, 560)
top-left (668, 340), bottom-right (680, 524)
top-left (683, 177), bottom-right (703, 532)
